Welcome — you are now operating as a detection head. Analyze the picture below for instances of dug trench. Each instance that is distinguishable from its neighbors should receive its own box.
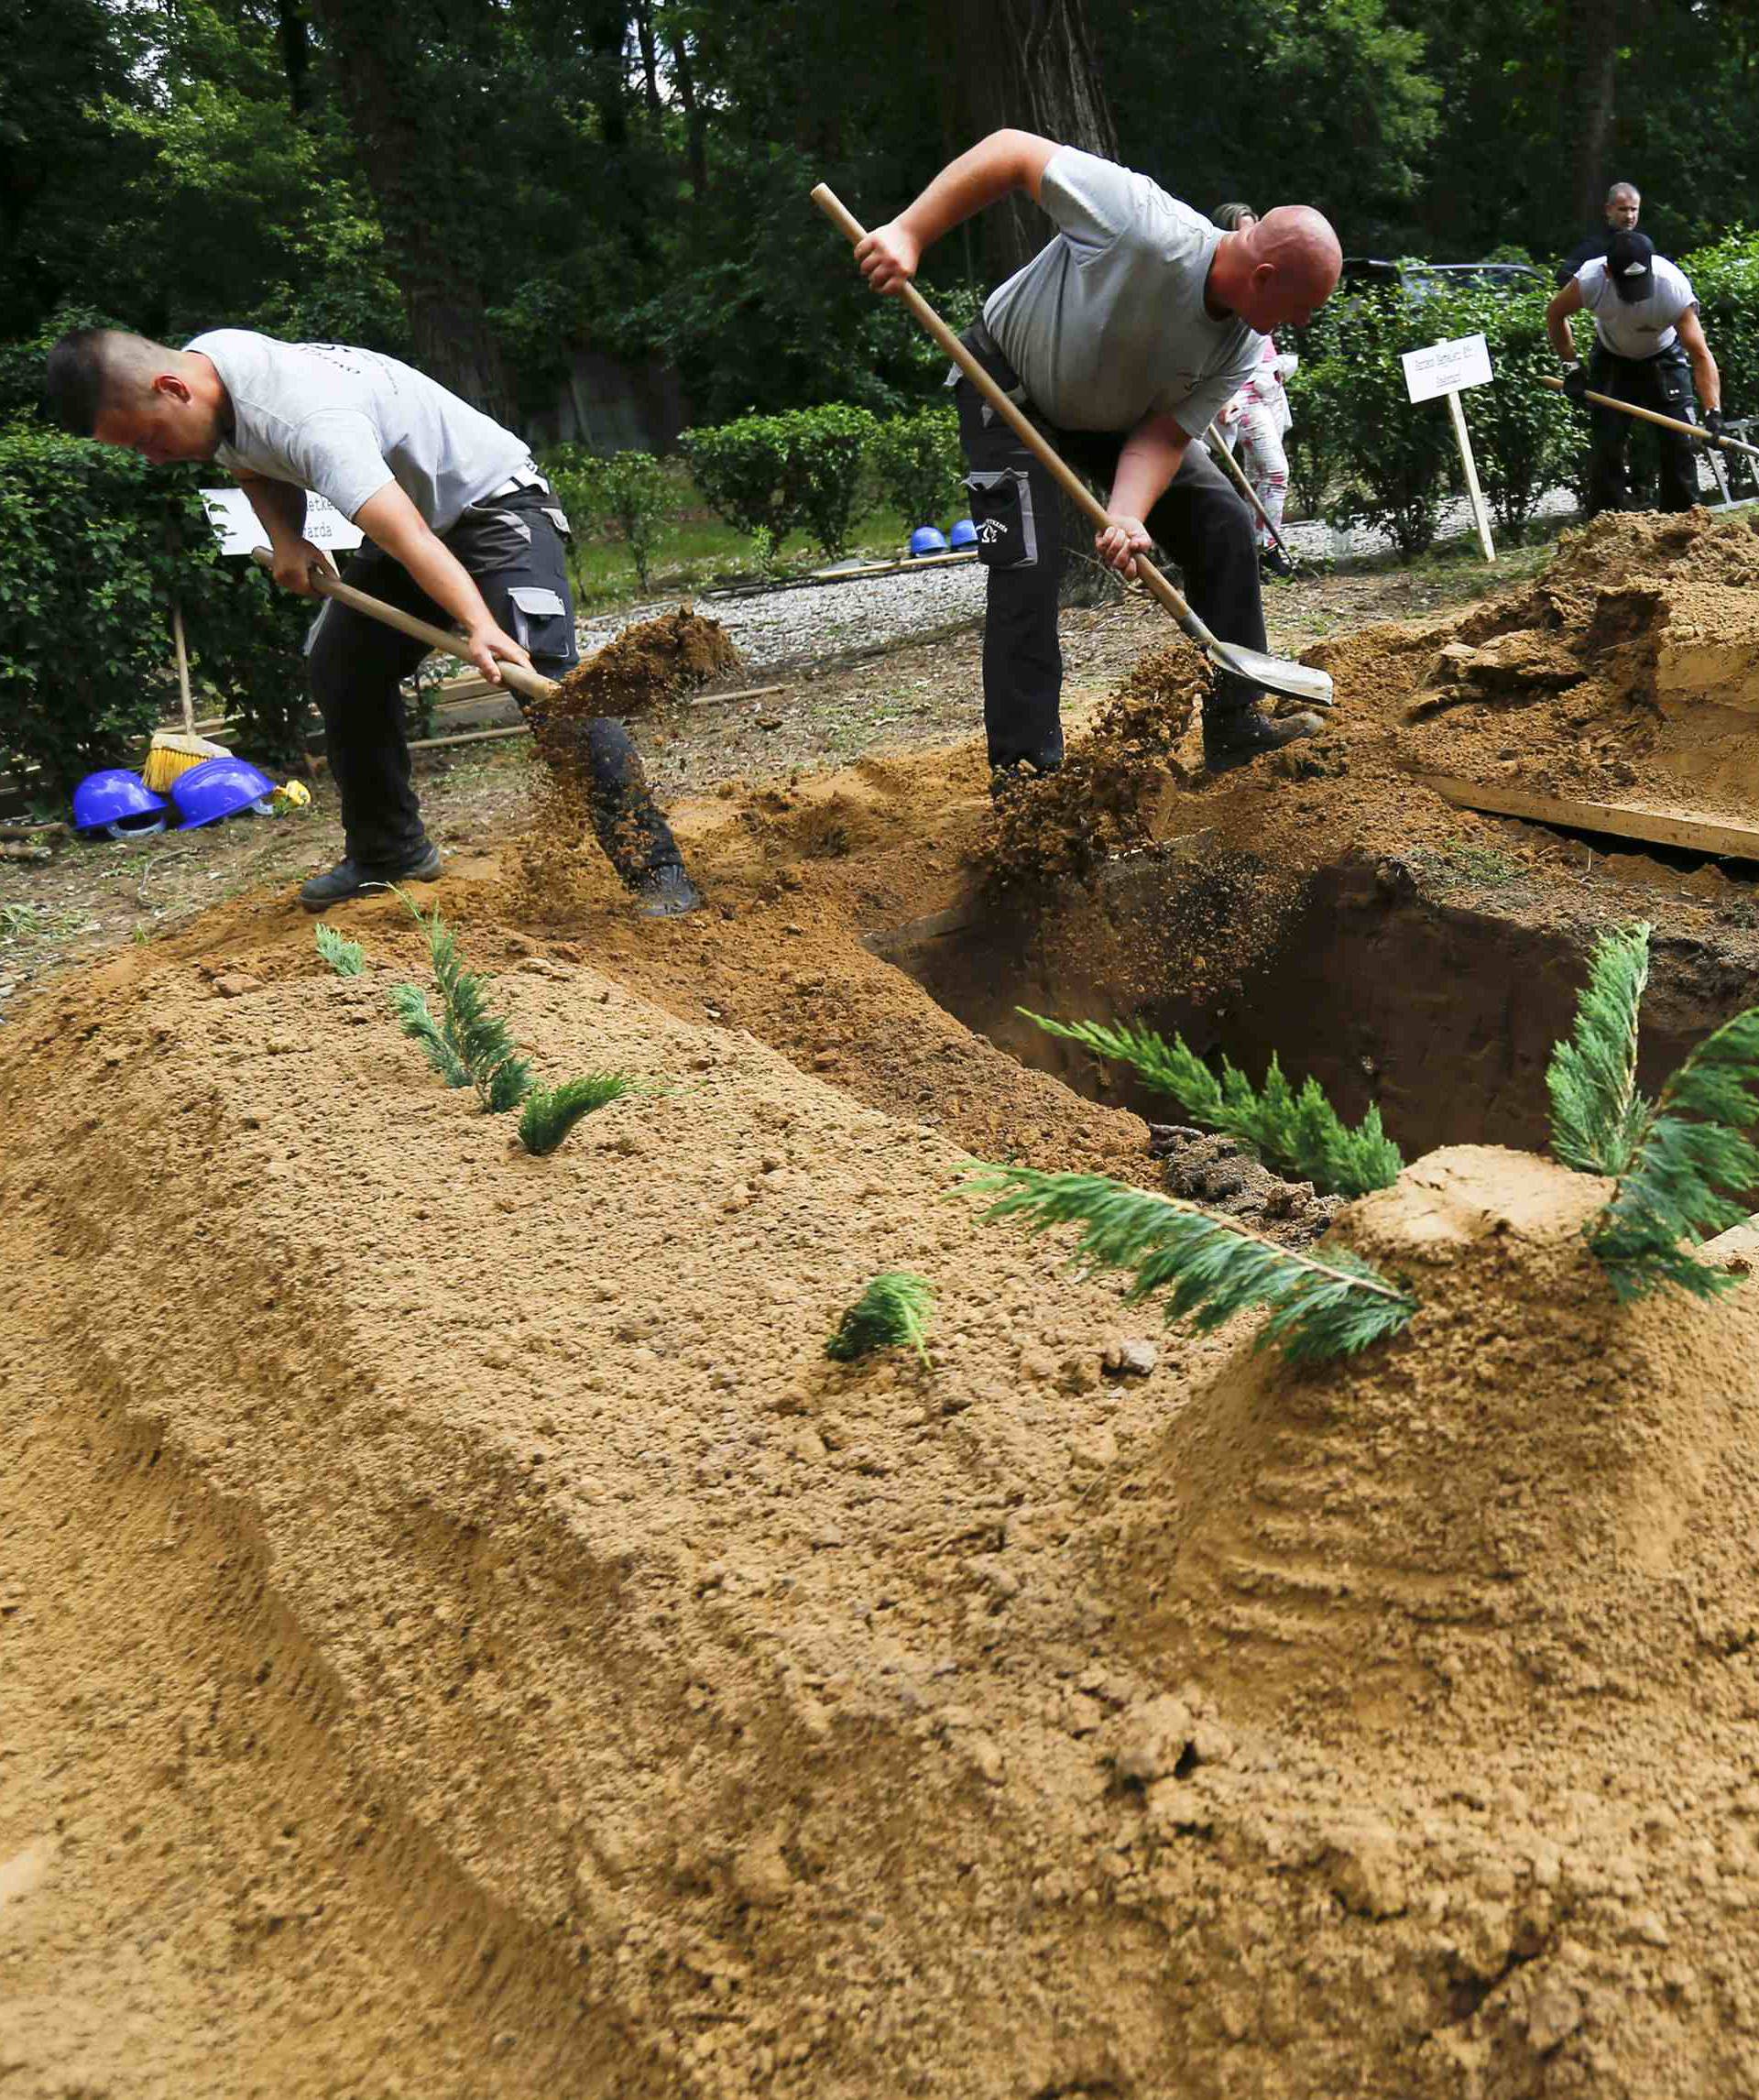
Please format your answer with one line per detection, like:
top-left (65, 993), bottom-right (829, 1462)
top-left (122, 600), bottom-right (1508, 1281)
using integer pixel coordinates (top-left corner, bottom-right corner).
top-left (6, 511), bottom-right (1759, 2099)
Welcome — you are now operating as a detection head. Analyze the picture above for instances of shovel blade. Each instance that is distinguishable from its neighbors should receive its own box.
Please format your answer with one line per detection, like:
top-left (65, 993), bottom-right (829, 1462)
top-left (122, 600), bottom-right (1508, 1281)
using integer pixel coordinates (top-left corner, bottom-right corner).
top-left (1207, 638), bottom-right (1336, 710)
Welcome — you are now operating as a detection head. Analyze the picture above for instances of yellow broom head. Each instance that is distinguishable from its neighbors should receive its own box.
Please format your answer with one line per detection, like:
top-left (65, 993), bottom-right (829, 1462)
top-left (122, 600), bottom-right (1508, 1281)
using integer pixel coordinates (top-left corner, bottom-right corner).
top-left (141, 731), bottom-right (232, 795)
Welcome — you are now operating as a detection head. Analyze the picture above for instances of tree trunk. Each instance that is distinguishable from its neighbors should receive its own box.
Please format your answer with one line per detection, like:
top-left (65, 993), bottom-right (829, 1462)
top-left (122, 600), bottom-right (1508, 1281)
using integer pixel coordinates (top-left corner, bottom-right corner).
top-left (1567, 0), bottom-right (1622, 230)
top-left (943, 0), bottom-right (1120, 282)
top-left (632, 0), bottom-right (662, 116)
top-left (277, 0), bottom-right (313, 118)
top-left (664, 14), bottom-right (708, 197)
top-left (305, 0), bottom-right (517, 425)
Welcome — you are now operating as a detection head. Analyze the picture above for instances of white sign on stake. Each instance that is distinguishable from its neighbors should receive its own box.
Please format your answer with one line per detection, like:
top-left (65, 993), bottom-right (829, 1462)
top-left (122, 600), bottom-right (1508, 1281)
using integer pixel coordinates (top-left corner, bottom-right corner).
top-left (1401, 333), bottom-right (1496, 563)
top-left (201, 487), bottom-right (364, 556)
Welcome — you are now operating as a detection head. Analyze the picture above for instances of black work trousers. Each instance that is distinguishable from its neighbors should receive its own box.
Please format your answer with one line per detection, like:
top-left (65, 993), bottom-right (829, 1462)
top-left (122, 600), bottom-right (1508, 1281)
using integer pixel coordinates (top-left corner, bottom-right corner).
top-left (306, 484), bottom-right (683, 878)
top-left (1585, 340), bottom-right (1700, 517)
top-left (954, 327), bottom-right (1265, 771)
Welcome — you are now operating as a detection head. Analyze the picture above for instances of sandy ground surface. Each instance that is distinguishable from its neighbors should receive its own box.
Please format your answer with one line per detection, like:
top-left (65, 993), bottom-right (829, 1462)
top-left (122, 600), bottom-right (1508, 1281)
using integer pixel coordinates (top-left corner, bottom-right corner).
top-left (5, 513), bottom-right (1759, 2097)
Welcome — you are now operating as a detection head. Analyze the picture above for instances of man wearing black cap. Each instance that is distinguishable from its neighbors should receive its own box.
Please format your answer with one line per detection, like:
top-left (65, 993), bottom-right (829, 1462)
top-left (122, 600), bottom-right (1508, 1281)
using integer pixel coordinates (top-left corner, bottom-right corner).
top-left (1546, 228), bottom-right (1724, 516)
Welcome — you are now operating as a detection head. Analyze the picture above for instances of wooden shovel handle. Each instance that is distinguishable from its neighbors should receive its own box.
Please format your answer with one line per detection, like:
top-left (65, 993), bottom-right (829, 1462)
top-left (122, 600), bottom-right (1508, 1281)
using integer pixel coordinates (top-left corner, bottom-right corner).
top-left (250, 547), bottom-right (560, 705)
top-left (810, 183), bottom-right (1218, 642)
top-left (1538, 372), bottom-right (1759, 463)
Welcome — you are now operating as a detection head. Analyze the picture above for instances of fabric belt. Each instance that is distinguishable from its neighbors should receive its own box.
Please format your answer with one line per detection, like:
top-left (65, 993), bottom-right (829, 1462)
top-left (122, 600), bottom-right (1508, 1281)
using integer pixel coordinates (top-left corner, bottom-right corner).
top-left (486, 461), bottom-right (550, 498)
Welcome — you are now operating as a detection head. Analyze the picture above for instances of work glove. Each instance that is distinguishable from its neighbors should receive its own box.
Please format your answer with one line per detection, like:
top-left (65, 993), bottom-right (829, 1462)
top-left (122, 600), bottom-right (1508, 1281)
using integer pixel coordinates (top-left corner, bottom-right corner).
top-left (1705, 408), bottom-right (1731, 444)
top-left (1561, 364), bottom-right (1589, 407)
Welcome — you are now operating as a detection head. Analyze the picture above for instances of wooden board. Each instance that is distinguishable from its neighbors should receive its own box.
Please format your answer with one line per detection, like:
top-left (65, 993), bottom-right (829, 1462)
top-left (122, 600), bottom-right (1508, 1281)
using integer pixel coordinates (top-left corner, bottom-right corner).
top-left (1415, 771), bottom-right (1759, 861)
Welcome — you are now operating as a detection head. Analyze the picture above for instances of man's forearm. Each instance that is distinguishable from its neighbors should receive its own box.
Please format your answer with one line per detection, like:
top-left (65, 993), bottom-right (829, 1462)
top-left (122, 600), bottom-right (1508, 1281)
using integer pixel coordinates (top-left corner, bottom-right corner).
top-left (897, 130), bottom-right (1055, 257)
top-left (1109, 423), bottom-right (1189, 520)
top-left (1546, 313), bottom-right (1581, 362)
top-left (236, 473), bottom-right (308, 550)
top-left (1693, 348), bottom-right (1721, 413)
top-left (385, 525), bottom-right (496, 638)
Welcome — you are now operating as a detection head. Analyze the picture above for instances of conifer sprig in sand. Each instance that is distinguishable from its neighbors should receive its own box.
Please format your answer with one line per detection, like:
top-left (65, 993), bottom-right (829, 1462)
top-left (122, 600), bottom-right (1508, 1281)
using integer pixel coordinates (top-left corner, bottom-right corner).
top-left (519, 1073), bottom-right (649, 1155)
top-left (1024, 1012), bottom-right (1402, 1198)
top-left (314, 923), bottom-right (366, 978)
top-left (389, 892), bottom-right (534, 1111)
top-left (1590, 1005), bottom-right (1759, 1301)
top-left (825, 1272), bottom-right (937, 1365)
top-left (1546, 922), bottom-right (1651, 1174)
top-left (964, 1166), bottom-right (1417, 1364)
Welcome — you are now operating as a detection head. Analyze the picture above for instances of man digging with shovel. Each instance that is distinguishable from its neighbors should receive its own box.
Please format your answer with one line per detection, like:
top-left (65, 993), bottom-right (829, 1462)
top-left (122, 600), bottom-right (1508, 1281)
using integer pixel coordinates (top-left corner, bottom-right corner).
top-left (46, 327), bottom-right (702, 915)
top-left (852, 130), bottom-right (1341, 780)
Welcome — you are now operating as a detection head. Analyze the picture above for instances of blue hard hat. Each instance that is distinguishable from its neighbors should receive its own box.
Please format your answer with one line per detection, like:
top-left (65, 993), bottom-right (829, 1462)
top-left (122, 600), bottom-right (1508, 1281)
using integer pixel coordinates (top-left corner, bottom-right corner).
top-left (171, 755), bottom-right (279, 828)
top-left (947, 518), bottom-right (978, 551)
top-left (908, 525), bottom-right (949, 557)
top-left (72, 769), bottom-right (169, 839)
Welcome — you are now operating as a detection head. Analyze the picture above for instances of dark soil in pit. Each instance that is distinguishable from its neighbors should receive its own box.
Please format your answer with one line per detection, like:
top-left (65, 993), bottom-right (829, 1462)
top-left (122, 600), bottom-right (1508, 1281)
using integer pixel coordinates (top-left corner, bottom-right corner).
top-left (875, 846), bottom-right (1759, 1162)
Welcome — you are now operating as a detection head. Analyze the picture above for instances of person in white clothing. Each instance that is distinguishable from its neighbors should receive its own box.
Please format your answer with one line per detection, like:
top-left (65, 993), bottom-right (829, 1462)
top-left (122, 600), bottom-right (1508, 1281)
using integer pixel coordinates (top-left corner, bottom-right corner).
top-left (1546, 227), bottom-right (1724, 516)
top-left (1210, 205), bottom-right (1297, 574)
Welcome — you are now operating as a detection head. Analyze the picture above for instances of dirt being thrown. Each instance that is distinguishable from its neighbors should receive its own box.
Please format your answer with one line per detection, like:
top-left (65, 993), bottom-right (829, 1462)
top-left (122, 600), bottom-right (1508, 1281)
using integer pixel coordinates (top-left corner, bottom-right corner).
top-left (549, 606), bottom-right (740, 723)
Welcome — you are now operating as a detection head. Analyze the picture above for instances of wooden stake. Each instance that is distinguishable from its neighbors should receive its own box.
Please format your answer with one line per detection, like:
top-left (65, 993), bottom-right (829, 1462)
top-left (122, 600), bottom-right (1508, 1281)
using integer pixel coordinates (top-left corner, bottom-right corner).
top-left (1444, 390), bottom-right (1495, 563)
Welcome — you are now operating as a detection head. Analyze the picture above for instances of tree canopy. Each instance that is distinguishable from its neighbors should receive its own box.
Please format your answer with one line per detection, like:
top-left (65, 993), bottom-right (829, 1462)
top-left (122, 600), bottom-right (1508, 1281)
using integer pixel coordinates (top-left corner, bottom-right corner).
top-left (4, 0), bottom-right (1756, 429)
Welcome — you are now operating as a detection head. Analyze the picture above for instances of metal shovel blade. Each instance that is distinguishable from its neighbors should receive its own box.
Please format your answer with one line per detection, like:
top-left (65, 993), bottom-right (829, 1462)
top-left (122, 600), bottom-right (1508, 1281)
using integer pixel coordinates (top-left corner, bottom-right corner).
top-left (1207, 635), bottom-right (1336, 710)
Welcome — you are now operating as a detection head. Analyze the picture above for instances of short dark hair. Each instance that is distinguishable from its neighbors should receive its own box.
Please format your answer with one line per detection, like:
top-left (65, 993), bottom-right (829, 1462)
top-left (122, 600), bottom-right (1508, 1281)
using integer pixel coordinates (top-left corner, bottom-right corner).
top-left (44, 328), bottom-right (114, 436)
top-left (1212, 202), bottom-right (1258, 232)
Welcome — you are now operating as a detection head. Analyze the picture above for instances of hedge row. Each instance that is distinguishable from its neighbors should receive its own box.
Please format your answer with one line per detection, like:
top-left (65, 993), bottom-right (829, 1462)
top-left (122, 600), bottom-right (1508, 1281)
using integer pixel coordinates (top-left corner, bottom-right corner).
top-left (1288, 229), bottom-right (1759, 558)
top-left (0, 429), bottom-right (310, 803)
top-left (679, 403), bottom-right (964, 561)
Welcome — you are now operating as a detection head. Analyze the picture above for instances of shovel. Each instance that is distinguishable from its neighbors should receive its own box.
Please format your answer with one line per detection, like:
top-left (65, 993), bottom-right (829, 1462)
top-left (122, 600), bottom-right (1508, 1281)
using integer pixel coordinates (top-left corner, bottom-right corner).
top-left (811, 183), bottom-right (1335, 712)
top-left (1538, 371), bottom-right (1759, 465)
top-left (1206, 419), bottom-right (1302, 570)
top-left (251, 546), bottom-right (560, 705)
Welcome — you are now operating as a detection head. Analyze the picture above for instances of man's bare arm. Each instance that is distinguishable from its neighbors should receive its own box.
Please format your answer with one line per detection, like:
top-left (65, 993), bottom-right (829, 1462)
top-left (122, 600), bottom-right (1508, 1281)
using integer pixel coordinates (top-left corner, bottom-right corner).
top-left (856, 130), bottom-right (1061, 293)
top-left (235, 472), bottom-right (335, 595)
top-left (354, 483), bottom-right (532, 684)
top-left (1096, 412), bottom-right (1191, 577)
top-left (1546, 280), bottom-right (1586, 362)
top-left (1677, 309), bottom-right (1721, 414)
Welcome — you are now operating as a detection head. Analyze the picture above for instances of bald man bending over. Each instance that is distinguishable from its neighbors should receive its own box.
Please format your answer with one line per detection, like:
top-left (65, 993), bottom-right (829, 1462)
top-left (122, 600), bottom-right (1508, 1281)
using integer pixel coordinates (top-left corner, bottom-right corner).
top-left (858, 131), bottom-right (1341, 778)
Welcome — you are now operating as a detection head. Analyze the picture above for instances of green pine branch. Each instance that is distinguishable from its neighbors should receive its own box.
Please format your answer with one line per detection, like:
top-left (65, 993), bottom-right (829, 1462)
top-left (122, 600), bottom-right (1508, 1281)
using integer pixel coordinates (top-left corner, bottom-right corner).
top-left (388, 982), bottom-right (472, 1088)
top-left (963, 1165), bottom-right (1417, 1364)
top-left (825, 1272), bottom-right (937, 1365)
top-left (519, 1073), bottom-right (649, 1155)
top-left (1590, 1005), bottom-right (1759, 1302)
top-left (394, 891), bottom-right (534, 1112)
top-left (314, 922), bottom-right (366, 978)
top-left (1024, 1012), bottom-right (1403, 1198)
top-left (1547, 922), bottom-right (1652, 1174)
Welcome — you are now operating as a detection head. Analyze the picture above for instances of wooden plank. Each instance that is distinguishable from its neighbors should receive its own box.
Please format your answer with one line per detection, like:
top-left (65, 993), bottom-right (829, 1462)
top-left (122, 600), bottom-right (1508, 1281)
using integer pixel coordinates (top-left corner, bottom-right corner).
top-left (688, 682), bottom-right (788, 709)
top-left (1415, 771), bottom-right (1759, 860)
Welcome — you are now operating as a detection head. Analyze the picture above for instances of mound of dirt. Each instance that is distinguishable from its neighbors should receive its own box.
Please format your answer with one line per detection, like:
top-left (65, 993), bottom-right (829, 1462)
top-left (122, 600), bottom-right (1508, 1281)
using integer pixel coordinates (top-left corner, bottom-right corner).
top-left (1115, 1144), bottom-right (1759, 1729)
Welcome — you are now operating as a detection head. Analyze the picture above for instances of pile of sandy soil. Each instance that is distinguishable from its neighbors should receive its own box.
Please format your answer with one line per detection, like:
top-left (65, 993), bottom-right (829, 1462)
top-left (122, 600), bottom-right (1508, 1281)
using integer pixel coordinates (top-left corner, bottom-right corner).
top-left (551, 607), bottom-right (742, 723)
top-left (8, 513), bottom-right (1759, 2096)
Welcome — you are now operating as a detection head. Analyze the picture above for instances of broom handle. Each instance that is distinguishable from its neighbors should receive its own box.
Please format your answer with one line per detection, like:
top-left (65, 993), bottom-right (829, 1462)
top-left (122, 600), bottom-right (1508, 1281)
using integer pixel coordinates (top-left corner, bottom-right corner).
top-left (1538, 372), bottom-right (1759, 463)
top-left (250, 547), bottom-right (559, 705)
top-left (171, 598), bottom-right (194, 734)
top-left (809, 182), bottom-right (1216, 639)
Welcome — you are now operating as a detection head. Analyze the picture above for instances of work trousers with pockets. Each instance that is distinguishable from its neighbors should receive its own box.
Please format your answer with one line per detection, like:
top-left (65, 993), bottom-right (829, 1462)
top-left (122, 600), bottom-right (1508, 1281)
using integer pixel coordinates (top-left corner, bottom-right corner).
top-left (1585, 340), bottom-right (1700, 517)
top-left (954, 324), bottom-right (1265, 772)
top-left (306, 483), bottom-right (683, 878)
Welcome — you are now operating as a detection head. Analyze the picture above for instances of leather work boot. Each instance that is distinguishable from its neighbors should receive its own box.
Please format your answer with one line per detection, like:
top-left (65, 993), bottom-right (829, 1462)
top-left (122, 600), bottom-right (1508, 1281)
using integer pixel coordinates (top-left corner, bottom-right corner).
top-left (1202, 682), bottom-right (1323, 775)
top-left (630, 864), bottom-right (705, 918)
top-left (299, 842), bottom-right (443, 911)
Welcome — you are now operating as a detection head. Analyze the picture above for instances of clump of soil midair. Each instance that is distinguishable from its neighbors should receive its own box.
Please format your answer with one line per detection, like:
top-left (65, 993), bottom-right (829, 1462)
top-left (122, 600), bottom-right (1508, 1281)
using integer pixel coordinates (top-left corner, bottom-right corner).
top-left (982, 644), bottom-right (1205, 890)
top-left (547, 607), bottom-right (740, 724)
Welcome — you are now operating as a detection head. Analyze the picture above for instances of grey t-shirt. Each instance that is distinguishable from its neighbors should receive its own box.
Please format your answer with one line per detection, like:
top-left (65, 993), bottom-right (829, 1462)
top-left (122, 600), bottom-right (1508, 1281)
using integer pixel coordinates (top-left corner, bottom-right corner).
top-left (981, 148), bottom-right (1262, 436)
top-left (1575, 255), bottom-right (1697, 360)
top-left (187, 331), bottom-right (530, 531)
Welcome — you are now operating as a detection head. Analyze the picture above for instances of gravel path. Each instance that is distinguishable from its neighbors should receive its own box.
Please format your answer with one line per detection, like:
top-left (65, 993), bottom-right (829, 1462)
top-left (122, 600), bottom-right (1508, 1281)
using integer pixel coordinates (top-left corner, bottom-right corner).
top-left (578, 463), bottom-right (1752, 671)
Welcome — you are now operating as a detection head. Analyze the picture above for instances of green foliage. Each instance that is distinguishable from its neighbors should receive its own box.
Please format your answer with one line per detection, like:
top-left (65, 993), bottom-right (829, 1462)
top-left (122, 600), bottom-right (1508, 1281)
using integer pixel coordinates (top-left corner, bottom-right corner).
top-left (1681, 233), bottom-right (1759, 422)
top-left (1429, 288), bottom-right (1576, 537)
top-left (518, 1072), bottom-right (648, 1155)
top-left (0, 427), bottom-right (309, 800)
top-left (1547, 922), bottom-right (1651, 1175)
top-left (1590, 1008), bottom-right (1759, 1304)
top-left (546, 447), bottom-right (674, 591)
top-left (314, 923), bottom-right (366, 978)
top-left (1303, 287), bottom-right (1457, 559)
top-left (1026, 1012), bottom-right (1403, 1198)
top-left (868, 408), bottom-right (964, 530)
top-left (964, 1167), bottom-right (1418, 1365)
top-left (678, 403), bottom-right (880, 560)
top-left (825, 1271), bottom-right (936, 1366)
top-left (390, 894), bottom-right (534, 1111)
